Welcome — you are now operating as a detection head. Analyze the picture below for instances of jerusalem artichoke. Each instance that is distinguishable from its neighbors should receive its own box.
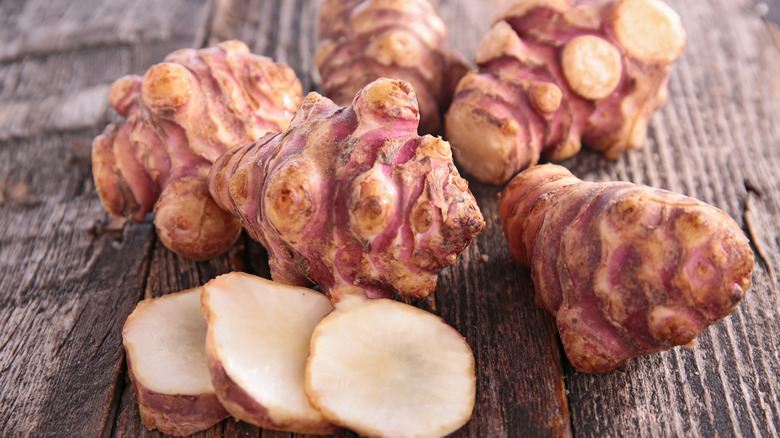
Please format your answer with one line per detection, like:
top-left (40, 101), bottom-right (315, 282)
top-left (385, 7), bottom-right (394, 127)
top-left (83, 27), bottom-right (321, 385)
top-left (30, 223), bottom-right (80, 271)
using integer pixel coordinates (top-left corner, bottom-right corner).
top-left (93, 41), bottom-right (303, 260)
top-left (445, 0), bottom-right (686, 184)
top-left (201, 273), bottom-right (339, 434)
top-left (499, 164), bottom-right (754, 373)
top-left (123, 288), bottom-right (229, 436)
top-left (306, 294), bottom-right (476, 437)
top-left (316, 0), bottom-right (469, 134)
top-left (209, 78), bottom-right (484, 300)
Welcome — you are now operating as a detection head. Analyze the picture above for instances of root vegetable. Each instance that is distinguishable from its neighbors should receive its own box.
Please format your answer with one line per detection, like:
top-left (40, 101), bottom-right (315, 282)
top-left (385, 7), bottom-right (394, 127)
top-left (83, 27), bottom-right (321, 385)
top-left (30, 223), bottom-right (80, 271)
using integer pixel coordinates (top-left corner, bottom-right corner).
top-left (445, 0), bottom-right (686, 184)
top-left (209, 78), bottom-right (484, 300)
top-left (122, 287), bottom-right (229, 436)
top-left (201, 272), bottom-right (339, 434)
top-left (316, 0), bottom-right (469, 134)
top-left (306, 295), bottom-right (476, 438)
top-left (499, 164), bottom-right (754, 373)
top-left (93, 40), bottom-right (303, 260)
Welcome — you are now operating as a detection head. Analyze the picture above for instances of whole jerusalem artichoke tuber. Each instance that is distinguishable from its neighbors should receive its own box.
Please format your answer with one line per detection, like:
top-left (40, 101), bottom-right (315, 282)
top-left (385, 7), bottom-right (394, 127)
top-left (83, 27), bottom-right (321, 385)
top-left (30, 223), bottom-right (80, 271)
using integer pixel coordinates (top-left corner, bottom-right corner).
top-left (499, 164), bottom-right (754, 373)
top-left (446, 0), bottom-right (686, 184)
top-left (92, 41), bottom-right (303, 260)
top-left (316, 0), bottom-right (469, 134)
top-left (209, 78), bottom-right (485, 300)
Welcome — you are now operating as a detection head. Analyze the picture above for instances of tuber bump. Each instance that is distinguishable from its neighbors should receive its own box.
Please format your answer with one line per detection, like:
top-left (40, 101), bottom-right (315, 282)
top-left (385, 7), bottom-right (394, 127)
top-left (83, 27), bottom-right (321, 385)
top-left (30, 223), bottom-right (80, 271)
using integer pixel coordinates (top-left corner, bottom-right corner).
top-left (306, 294), bottom-right (476, 438)
top-left (122, 287), bottom-right (229, 436)
top-left (93, 41), bottom-right (303, 260)
top-left (316, 0), bottom-right (469, 134)
top-left (445, 0), bottom-right (686, 184)
top-left (499, 164), bottom-right (754, 373)
top-left (209, 78), bottom-right (484, 300)
top-left (201, 272), bottom-right (339, 434)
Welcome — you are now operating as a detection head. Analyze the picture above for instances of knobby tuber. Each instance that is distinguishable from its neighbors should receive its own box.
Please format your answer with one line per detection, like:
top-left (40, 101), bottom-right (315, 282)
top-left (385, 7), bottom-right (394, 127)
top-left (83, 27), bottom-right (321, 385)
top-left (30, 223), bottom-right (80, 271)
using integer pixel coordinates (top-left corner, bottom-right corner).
top-left (201, 273), bottom-right (339, 434)
top-left (316, 0), bottom-right (469, 134)
top-left (209, 78), bottom-right (485, 300)
top-left (93, 40), bottom-right (303, 260)
top-left (306, 294), bottom-right (476, 438)
top-left (122, 287), bottom-right (229, 436)
top-left (499, 164), bottom-right (754, 373)
top-left (445, 0), bottom-right (686, 184)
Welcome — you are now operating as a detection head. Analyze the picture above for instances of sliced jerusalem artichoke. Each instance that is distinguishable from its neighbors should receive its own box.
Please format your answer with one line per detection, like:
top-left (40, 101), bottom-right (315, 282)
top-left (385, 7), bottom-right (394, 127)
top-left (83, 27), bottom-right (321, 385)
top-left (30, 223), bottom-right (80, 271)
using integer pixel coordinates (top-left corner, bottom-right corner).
top-left (306, 295), bottom-right (476, 438)
top-left (122, 287), bottom-right (229, 436)
top-left (201, 272), bottom-right (339, 435)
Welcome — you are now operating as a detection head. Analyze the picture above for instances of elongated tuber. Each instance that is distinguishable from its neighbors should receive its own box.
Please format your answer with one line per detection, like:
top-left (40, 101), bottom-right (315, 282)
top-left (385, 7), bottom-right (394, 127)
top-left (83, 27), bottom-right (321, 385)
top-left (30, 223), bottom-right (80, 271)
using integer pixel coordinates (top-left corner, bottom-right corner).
top-left (209, 78), bottom-right (484, 300)
top-left (201, 272), bottom-right (339, 434)
top-left (445, 0), bottom-right (686, 184)
top-left (316, 0), bottom-right (469, 134)
top-left (123, 287), bottom-right (229, 436)
top-left (93, 40), bottom-right (303, 260)
top-left (499, 164), bottom-right (754, 373)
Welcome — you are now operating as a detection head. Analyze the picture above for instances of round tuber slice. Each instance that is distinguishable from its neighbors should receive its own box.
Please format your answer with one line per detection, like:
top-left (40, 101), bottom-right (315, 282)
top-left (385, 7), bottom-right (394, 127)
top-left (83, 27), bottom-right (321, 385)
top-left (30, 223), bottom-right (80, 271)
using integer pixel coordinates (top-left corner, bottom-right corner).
top-left (122, 287), bottom-right (229, 436)
top-left (306, 296), bottom-right (476, 438)
top-left (201, 272), bottom-right (339, 435)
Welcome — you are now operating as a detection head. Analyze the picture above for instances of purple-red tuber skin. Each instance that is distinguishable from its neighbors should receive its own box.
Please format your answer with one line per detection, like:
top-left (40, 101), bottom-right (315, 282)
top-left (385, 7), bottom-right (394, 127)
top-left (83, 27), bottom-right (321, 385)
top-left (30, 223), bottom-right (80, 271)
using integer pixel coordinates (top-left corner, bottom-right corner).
top-left (446, 0), bottom-right (686, 184)
top-left (499, 164), bottom-right (754, 373)
top-left (125, 353), bottom-right (229, 437)
top-left (316, 0), bottom-right (469, 135)
top-left (92, 41), bottom-right (303, 260)
top-left (209, 78), bottom-right (485, 300)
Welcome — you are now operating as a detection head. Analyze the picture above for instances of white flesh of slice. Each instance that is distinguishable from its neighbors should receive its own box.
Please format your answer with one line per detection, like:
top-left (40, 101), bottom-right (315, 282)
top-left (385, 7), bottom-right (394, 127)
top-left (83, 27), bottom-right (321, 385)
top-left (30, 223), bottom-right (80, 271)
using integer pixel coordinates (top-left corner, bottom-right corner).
top-left (306, 296), bottom-right (476, 438)
top-left (124, 287), bottom-right (213, 396)
top-left (202, 272), bottom-right (335, 432)
top-left (123, 287), bottom-right (228, 436)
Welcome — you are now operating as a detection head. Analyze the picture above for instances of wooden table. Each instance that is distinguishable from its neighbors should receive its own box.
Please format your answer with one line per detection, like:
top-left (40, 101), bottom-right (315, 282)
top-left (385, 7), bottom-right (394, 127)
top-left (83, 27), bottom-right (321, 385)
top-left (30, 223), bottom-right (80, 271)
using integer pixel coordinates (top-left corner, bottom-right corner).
top-left (2, 0), bottom-right (779, 436)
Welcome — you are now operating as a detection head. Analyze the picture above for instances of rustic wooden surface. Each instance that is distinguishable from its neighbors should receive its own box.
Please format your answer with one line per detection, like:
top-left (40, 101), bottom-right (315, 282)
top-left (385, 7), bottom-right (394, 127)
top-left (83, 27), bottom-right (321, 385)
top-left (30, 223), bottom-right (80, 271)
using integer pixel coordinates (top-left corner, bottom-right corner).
top-left (1, 0), bottom-right (779, 437)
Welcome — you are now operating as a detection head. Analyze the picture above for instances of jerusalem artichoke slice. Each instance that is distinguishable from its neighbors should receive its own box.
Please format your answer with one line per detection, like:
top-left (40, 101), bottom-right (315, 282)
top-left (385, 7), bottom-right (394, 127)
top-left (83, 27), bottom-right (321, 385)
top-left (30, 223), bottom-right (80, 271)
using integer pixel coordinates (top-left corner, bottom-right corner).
top-left (306, 295), bottom-right (476, 438)
top-left (445, 0), bottom-right (686, 184)
top-left (200, 272), bottom-right (339, 435)
top-left (209, 78), bottom-right (484, 300)
top-left (499, 164), bottom-right (754, 373)
top-left (93, 40), bottom-right (303, 260)
top-left (316, 0), bottom-right (468, 134)
top-left (122, 287), bottom-right (229, 436)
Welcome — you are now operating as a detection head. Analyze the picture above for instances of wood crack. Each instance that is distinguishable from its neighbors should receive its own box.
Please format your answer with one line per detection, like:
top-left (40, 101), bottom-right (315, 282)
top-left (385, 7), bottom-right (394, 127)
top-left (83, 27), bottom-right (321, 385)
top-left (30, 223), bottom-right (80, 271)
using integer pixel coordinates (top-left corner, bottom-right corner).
top-left (743, 181), bottom-right (778, 293)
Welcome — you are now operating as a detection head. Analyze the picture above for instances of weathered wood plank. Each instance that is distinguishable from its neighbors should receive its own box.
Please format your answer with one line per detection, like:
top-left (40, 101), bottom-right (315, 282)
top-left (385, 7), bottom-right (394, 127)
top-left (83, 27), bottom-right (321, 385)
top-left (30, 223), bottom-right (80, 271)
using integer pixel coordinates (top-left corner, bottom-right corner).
top-left (2, 0), bottom-right (780, 437)
top-left (436, 182), bottom-right (571, 437)
top-left (0, 0), bottom-right (214, 436)
top-left (0, 186), bottom-right (154, 436)
top-left (0, 0), bottom-right (214, 63)
top-left (562, 1), bottom-right (780, 437)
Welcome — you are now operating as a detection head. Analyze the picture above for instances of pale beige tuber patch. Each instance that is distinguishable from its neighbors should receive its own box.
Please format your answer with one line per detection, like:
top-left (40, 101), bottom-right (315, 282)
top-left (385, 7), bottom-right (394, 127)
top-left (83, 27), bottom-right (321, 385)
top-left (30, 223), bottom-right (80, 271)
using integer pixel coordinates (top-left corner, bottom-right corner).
top-left (562, 35), bottom-right (623, 100)
top-left (613, 0), bottom-right (686, 63)
top-left (529, 82), bottom-right (563, 114)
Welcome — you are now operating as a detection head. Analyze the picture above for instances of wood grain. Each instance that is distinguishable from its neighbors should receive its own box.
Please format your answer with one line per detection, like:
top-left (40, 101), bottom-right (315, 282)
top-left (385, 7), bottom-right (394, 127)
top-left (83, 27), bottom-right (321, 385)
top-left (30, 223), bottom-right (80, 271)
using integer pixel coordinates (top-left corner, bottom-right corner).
top-left (0, 0), bottom-right (212, 436)
top-left (562, 1), bottom-right (780, 436)
top-left (0, 0), bottom-right (779, 437)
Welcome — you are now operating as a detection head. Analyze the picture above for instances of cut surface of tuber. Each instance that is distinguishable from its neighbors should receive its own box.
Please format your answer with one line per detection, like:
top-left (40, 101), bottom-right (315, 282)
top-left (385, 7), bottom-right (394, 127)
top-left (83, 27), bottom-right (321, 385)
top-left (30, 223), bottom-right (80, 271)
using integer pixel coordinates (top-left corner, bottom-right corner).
top-left (306, 296), bottom-right (476, 438)
top-left (201, 272), bottom-right (339, 435)
top-left (122, 287), bottom-right (229, 436)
